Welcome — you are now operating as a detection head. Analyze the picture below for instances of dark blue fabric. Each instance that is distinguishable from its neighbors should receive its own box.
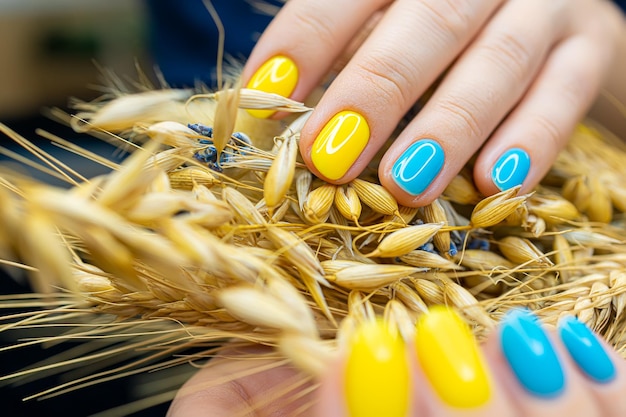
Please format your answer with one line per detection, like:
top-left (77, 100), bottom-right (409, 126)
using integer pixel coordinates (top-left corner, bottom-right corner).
top-left (145, 0), bottom-right (280, 87)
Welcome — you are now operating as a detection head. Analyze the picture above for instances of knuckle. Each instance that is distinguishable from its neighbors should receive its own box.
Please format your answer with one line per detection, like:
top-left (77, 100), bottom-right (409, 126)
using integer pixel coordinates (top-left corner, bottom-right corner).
top-left (418, 0), bottom-right (478, 42)
top-left (479, 30), bottom-right (535, 84)
top-left (559, 70), bottom-right (591, 109)
top-left (532, 113), bottom-right (564, 152)
top-left (352, 52), bottom-right (418, 110)
top-left (435, 95), bottom-right (485, 139)
top-left (290, 6), bottom-right (337, 49)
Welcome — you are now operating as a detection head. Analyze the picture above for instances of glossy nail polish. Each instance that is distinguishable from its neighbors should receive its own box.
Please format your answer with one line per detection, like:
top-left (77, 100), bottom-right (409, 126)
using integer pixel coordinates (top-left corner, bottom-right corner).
top-left (491, 148), bottom-right (530, 191)
top-left (415, 306), bottom-right (491, 408)
top-left (246, 55), bottom-right (298, 118)
top-left (391, 139), bottom-right (444, 196)
top-left (558, 316), bottom-right (616, 383)
top-left (345, 319), bottom-right (410, 417)
top-left (311, 110), bottom-right (370, 180)
top-left (500, 309), bottom-right (565, 397)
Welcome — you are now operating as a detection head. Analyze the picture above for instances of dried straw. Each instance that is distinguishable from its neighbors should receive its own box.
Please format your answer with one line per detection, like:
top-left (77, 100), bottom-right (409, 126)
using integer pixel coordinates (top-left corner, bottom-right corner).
top-left (1, 74), bottom-right (626, 413)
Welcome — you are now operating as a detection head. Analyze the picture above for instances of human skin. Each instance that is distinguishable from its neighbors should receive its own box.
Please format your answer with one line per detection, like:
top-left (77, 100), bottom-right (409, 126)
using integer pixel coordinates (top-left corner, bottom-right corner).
top-left (167, 315), bottom-right (626, 417)
top-left (168, 2), bottom-right (626, 415)
top-left (241, 0), bottom-right (625, 207)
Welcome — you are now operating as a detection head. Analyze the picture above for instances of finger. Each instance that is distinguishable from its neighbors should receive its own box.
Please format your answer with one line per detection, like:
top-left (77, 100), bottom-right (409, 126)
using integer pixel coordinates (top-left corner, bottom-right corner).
top-left (241, 0), bottom-right (390, 118)
top-left (473, 1), bottom-right (623, 196)
top-left (313, 355), bottom-right (347, 417)
top-left (167, 353), bottom-right (314, 417)
top-left (337, 319), bottom-right (416, 417)
top-left (299, 0), bottom-right (503, 182)
top-left (411, 306), bottom-right (515, 417)
top-left (378, 0), bottom-right (567, 207)
top-left (557, 316), bottom-right (626, 417)
top-left (483, 309), bottom-right (603, 417)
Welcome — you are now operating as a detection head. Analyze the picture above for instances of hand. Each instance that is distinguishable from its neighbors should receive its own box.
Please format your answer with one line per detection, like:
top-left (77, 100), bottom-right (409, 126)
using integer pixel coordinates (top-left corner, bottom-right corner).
top-left (242, 0), bottom-right (624, 207)
top-left (168, 310), bottom-right (626, 417)
top-left (166, 347), bottom-right (315, 417)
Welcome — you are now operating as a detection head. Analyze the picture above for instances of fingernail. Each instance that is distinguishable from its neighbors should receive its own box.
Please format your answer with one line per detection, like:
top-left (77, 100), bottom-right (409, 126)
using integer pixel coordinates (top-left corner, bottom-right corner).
top-left (415, 306), bottom-right (491, 408)
top-left (558, 316), bottom-right (616, 384)
top-left (391, 139), bottom-right (444, 196)
top-left (491, 148), bottom-right (530, 191)
top-left (246, 55), bottom-right (298, 118)
top-left (345, 319), bottom-right (410, 417)
top-left (311, 110), bottom-right (370, 180)
top-left (501, 309), bottom-right (565, 397)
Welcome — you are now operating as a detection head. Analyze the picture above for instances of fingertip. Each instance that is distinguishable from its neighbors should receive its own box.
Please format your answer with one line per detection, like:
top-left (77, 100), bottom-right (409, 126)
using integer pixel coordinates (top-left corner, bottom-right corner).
top-left (473, 144), bottom-right (543, 198)
top-left (378, 138), bottom-right (451, 208)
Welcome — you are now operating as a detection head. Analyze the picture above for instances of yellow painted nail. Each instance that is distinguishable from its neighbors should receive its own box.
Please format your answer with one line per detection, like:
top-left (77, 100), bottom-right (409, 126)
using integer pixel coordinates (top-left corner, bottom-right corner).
top-left (345, 319), bottom-right (410, 417)
top-left (311, 110), bottom-right (369, 180)
top-left (246, 55), bottom-right (298, 118)
top-left (415, 306), bottom-right (491, 408)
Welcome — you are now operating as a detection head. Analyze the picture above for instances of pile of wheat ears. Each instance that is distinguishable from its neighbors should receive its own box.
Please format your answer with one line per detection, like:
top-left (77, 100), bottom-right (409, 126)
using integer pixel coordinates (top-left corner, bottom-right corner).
top-left (1, 73), bottom-right (626, 413)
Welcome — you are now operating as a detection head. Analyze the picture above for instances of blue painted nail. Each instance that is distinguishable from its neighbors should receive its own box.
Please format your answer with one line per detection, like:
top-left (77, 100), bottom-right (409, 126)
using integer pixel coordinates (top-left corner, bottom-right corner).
top-left (558, 316), bottom-right (616, 384)
top-left (500, 309), bottom-right (565, 397)
top-left (491, 148), bottom-right (530, 191)
top-left (392, 139), bottom-right (444, 196)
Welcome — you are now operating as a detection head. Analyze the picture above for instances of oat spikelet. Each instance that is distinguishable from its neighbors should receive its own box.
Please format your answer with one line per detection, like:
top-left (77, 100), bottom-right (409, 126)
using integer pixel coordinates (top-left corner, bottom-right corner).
top-left (443, 174), bottom-right (481, 205)
top-left (19, 205), bottom-right (75, 294)
top-left (168, 167), bottom-right (217, 190)
top-left (296, 169), bottom-right (312, 212)
top-left (553, 233), bottom-right (574, 281)
top-left (610, 271), bottom-right (626, 320)
top-left (394, 282), bottom-right (429, 315)
top-left (71, 89), bottom-right (192, 132)
top-left (351, 178), bottom-right (398, 215)
top-left (422, 199), bottom-right (451, 256)
top-left (400, 250), bottom-right (463, 270)
top-left (498, 236), bottom-right (553, 268)
top-left (365, 223), bottom-right (444, 258)
top-left (321, 259), bottom-right (371, 275)
top-left (334, 185), bottom-right (361, 222)
top-left (528, 194), bottom-right (580, 225)
top-left (143, 121), bottom-right (198, 148)
top-left (413, 278), bottom-right (445, 305)
top-left (562, 175), bottom-right (591, 212)
top-left (329, 206), bottom-right (353, 254)
top-left (328, 264), bottom-right (424, 290)
top-left (608, 182), bottom-right (626, 213)
top-left (97, 139), bottom-right (163, 210)
top-left (384, 299), bottom-right (416, 340)
top-left (443, 280), bottom-right (495, 330)
top-left (212, 81), bottom-right (241, 157)
top-left (563, 229), bottom-right (622, 247)
top-left (385, 205), bottom-right (419, 226)
top-left (222, 186), bottom-right (266, 225)
top-left (457, 249), bottom-right (515, 271)
top-left (264, 136), bottom-right (298, 211)
top-left (470, 186), bottom-right (527, 228)
top-left (278, 334), bottom-right (333, 378)
top-left (218, 285), bottom-right (314, 336)
top-left (237, 88), bottom-right (312, 113)
top-left (264, 226), bottom-right (330, 287)
top-left (303, 184), bottom-right (336, 224)
top-left (586, 176), bottom-right (613, 223)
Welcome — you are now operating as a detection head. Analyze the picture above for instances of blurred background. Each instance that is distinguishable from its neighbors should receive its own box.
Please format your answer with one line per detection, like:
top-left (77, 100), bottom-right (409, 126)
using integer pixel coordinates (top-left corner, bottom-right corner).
top-left (0, 0), bottom-right (149, 119)
top-left (0, 1), bottom-right (175, 416)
